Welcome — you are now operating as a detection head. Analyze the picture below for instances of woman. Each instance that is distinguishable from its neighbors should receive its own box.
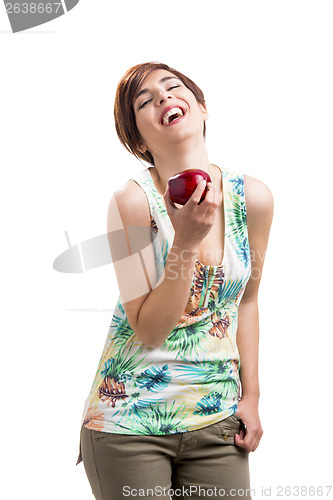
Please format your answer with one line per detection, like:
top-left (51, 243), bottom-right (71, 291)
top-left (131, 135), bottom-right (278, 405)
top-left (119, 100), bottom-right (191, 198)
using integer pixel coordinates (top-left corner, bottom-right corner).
top-left (76, 62), bottom-right (274, 500)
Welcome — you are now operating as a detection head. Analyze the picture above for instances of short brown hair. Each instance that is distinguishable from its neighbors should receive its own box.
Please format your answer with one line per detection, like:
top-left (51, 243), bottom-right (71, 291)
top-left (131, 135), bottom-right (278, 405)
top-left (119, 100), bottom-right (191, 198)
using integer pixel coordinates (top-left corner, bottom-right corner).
top-left (114, 62), bottom-right (207, 166)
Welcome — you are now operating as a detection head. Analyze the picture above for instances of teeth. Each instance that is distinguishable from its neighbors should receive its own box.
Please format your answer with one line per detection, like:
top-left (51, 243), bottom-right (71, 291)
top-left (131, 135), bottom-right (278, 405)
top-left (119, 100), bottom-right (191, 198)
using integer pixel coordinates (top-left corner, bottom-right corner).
top-left (162, 107), bottom-right (184, 125)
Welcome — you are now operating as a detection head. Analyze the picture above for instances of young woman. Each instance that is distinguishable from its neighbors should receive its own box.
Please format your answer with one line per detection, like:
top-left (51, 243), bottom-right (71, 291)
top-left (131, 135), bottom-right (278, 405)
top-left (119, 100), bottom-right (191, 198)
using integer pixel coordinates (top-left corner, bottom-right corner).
top-left (76, 62), bottom-right (274, 500)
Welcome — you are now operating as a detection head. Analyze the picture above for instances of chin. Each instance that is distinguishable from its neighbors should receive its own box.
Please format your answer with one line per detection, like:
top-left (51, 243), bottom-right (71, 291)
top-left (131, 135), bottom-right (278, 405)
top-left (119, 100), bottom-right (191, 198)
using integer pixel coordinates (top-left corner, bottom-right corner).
top-left (169, 127), bottom-right (202, 144)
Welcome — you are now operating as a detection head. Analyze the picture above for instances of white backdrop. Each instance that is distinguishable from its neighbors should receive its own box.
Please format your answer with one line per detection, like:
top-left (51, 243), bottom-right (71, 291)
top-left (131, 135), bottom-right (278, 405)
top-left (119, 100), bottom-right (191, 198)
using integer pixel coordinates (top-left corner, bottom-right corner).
top-left (1, 1), bottom-right (332, 499)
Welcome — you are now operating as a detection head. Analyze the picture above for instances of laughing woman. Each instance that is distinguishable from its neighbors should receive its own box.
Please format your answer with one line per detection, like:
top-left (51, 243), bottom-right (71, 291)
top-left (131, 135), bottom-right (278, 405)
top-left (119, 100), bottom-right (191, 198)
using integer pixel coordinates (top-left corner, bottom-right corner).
top-left (76, 62), bottom-right (274, 500)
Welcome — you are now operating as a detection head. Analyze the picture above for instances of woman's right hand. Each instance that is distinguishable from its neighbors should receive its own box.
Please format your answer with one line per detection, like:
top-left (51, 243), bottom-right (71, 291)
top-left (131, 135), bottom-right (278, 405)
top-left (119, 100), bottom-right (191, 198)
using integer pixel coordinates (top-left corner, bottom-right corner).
top-left (163, 179), bottom-right (218, 251)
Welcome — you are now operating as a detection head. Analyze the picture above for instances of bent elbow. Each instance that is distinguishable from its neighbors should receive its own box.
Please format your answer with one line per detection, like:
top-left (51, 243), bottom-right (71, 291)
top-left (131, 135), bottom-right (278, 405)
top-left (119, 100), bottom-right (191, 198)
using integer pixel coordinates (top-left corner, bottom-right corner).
top-left (131, 325), bottom-right (157, 349)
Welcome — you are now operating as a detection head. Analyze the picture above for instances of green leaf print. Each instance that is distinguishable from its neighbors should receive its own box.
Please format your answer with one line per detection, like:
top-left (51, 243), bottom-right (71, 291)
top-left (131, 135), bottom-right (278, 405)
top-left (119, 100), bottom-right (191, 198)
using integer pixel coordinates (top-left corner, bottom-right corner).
top-left (162, 320), bottom-right (210, 358)
top-left (217, 278), bottom-right (246, 305)
top-left (225, 174), bottom-right (250, 269)
top-left (218, 376), bottom-right (239, 400)
top-left (193, 391), bottom-right (225, 415)
top-left (193, 380), bottom-right (239, 416)
top-left (228, 193), bottom-right (246, 243)
top-left (100, 343), bottom-right (147, 382)
top-left (174, 359), bottom-right (240, 412)
top-left (115, 399), bottom-right (190, 434)
top-left (174, 359), bottom-right (236, 386)
top-left (111, 314), bottom-right (136, 349)
top-left (136, 364), bottom-right (172, 392)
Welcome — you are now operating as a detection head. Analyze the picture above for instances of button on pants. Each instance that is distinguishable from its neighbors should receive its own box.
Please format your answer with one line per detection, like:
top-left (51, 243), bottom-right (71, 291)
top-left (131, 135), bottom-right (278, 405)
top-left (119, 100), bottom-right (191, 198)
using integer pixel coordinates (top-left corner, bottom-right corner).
top-left (78, 414), bottom-right (252, 499)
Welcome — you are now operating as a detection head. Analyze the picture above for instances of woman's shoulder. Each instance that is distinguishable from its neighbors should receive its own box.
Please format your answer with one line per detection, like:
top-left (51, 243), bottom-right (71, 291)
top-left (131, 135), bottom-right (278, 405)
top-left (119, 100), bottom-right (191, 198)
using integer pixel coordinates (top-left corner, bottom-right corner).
top-left (110, 177), bottom-right (151, 228)
top-left (243, 172), bottom-right (274, 224)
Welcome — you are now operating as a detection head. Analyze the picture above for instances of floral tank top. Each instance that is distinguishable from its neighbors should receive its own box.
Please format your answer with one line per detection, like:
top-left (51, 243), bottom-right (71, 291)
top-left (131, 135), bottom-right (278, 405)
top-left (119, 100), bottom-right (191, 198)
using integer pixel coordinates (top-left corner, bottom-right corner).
top-left (77, 163), bottom-right (251, 456)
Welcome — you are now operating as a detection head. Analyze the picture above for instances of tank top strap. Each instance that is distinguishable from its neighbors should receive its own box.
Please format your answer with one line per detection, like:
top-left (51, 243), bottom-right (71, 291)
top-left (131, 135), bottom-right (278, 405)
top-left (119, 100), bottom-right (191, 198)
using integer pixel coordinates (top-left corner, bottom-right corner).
top-left (128, 167), bottom-right (169, 230)
top-left (223, 167), bottom-right (251, 271)
top-left (128, 167), bottom-right (175, 274)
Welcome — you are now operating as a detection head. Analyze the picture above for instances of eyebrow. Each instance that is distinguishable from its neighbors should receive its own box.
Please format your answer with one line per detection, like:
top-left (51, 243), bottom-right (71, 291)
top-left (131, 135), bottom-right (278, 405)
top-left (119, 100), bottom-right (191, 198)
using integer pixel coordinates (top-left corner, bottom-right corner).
top-left (135, 76), bottom-right (179, 102)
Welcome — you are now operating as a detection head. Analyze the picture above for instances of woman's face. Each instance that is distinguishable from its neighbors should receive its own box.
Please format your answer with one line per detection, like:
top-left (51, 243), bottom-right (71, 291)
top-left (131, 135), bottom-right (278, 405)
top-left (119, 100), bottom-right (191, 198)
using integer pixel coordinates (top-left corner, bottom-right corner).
top-left (133, 69), bottom-right (208, 156)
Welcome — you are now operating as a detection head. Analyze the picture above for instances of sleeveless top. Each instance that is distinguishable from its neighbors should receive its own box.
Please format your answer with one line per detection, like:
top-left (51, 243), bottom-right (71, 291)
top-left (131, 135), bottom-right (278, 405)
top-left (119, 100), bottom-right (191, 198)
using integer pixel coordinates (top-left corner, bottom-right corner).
top-left (78, 164), bottom-right (251, 441)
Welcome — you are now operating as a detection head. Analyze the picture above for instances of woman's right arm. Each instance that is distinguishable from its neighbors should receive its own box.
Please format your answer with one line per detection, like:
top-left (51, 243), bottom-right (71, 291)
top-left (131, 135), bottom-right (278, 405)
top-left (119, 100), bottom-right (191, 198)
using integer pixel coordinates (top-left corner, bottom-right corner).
top-left (107, 178), bottom-right (217, 348)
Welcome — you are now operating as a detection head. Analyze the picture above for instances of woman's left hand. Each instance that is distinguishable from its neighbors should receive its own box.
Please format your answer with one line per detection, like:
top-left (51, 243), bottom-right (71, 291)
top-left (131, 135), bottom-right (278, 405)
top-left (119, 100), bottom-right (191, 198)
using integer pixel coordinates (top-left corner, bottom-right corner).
top-left (234, 396), bottom-right (263, 452)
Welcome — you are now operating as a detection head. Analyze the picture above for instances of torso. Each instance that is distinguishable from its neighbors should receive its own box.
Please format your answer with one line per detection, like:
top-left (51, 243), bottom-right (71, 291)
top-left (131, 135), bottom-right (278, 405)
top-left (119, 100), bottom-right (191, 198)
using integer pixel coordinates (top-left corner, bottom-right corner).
top-left (150, 163), bottom-right (225, 267)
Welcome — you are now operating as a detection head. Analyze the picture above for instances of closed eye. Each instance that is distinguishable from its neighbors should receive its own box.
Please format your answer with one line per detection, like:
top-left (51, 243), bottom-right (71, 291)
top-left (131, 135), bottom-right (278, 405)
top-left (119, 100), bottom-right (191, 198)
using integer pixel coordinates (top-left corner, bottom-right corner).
top-left (139, 99), bottom-right (151, 109)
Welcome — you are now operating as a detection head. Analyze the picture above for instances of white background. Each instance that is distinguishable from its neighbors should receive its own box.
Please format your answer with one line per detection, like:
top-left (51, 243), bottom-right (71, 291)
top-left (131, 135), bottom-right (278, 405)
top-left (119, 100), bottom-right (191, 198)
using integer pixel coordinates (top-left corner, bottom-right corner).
top-left (1, 1), bottom-right (332, 499)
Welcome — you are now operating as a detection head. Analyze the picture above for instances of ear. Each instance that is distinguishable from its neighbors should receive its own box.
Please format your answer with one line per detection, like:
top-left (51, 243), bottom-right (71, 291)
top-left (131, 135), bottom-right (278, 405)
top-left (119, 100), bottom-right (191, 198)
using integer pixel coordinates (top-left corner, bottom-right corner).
top-left (138, 144), bottom-right (148, 154)
top-left (198, 103), bottom-right (209, 121)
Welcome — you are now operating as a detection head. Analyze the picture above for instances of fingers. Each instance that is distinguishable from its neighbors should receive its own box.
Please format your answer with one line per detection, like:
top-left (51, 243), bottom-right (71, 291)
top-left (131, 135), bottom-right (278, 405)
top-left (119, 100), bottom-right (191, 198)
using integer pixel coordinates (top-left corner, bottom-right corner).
top-left (199, 181), bottom-right (218, 218)
top-left (185, 179), bottom-right (207, 207)
top-left (235, 426), bottom-right (263, 453)
top-left (186, 180), bottom-right (215, 208)
top-left (204, 181), bottom-right (217, 208)
top-left (163, 179), bottom-right (216, 212)
top-left (234, 429), bottom-right (251, 451)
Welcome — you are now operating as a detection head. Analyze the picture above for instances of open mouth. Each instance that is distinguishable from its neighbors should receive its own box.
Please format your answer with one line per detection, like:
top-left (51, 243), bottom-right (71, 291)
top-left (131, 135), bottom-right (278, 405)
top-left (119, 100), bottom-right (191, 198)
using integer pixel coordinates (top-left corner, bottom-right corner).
top-left (160, 106), bottom-right (186, 126)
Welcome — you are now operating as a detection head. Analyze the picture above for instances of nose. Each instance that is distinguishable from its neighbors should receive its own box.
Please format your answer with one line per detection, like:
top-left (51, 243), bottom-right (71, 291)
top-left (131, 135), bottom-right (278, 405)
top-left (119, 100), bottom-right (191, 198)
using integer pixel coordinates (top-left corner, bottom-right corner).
top-left (156, 89), bottom-right (172, 106)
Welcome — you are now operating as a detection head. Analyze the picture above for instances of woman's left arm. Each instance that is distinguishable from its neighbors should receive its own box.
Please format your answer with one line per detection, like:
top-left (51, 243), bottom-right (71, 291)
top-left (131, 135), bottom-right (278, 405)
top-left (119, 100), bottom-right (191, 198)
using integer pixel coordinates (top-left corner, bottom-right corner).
top-left (234, 174), bottom-right (274, 453)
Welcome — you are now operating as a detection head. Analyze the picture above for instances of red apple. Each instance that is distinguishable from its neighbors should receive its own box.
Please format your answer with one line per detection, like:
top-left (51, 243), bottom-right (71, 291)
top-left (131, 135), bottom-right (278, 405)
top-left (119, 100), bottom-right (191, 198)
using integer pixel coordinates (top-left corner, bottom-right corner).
top-left (168, 169), bottom-right (212, 205)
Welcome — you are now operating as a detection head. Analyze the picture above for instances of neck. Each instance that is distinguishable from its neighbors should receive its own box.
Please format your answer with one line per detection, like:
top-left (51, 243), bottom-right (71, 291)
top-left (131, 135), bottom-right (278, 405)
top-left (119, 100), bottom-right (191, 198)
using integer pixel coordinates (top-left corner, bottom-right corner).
top-left (148, 138), bottom-right (212, 194)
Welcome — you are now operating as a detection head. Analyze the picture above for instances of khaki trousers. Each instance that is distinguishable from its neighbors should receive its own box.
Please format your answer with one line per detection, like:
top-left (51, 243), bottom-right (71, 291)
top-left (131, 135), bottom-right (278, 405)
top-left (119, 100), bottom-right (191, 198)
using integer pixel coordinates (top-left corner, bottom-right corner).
top-left (78, 413), bottom-right (252, 499)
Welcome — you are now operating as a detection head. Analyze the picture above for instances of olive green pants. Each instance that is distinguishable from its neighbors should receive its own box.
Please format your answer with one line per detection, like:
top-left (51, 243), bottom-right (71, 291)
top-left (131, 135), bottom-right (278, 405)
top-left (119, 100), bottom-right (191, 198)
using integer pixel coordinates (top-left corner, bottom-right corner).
top-left (78, 414), bottom-right (252, 499)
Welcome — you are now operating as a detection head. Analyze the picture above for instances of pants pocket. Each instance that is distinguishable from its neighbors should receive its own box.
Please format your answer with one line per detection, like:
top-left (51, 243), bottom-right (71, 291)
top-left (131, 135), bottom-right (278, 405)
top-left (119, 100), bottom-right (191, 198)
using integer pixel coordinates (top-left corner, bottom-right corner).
top-left (217, 424), bottom-right (238, 443)
top-left (216, 413), bottom-right (244, 444)
top-left (229, 412), bottom-right (243, 423)
top-left (92, 429), bottom-right (133, 442)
